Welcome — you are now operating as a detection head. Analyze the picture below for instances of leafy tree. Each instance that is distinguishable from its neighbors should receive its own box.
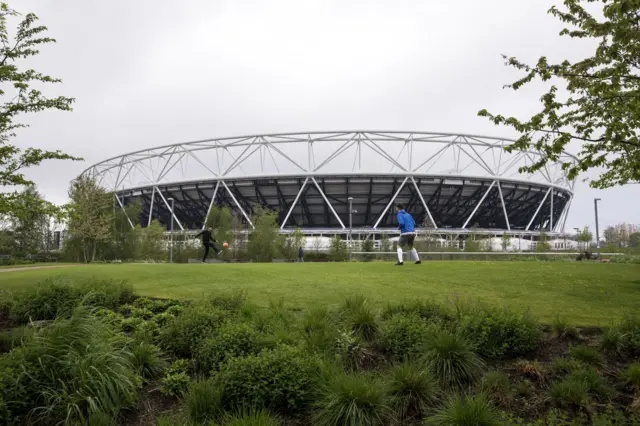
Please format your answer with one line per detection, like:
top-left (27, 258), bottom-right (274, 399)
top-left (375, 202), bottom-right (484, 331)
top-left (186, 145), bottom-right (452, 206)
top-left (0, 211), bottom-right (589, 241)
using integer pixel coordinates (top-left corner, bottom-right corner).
top-left (361, 238), bottom-right (374, 262)
top-left (328, 235), bottom-right (348, 261)
top-left (603, 223), bottom-right (631, 247)
top-left (629, 232), bottom-right (640, 249)
top-left (67, 175), bottom-right (113, 262)
top-left (479, 0), bottom-right (640, 188)
top-left (247, 206), bottom-right (279, 262)
top-left (536, 231), bottom-right (552, 252)
top-left (205, 206), bottom-right (234, 261)
top-left (501, 232), bottom-right (512, 252)
top-left (9, 186), bottom-right (61, 255)
top-left (0, 3), bottom-right (80, 214)
top-left (134, 220), bottom-right (166, 261)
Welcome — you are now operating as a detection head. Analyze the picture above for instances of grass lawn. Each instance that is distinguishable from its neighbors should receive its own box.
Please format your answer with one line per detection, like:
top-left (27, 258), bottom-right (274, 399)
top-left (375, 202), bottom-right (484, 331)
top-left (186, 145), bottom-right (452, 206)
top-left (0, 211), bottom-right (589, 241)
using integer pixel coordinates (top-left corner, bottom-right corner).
top-left (0, 261), bottom-right (638, 326)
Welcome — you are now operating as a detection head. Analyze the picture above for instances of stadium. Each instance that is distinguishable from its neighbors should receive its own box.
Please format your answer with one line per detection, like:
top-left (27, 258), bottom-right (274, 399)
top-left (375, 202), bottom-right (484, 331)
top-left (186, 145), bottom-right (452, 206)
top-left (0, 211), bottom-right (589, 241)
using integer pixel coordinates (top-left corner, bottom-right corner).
top-left (82, 131), bottom-right (577, 243)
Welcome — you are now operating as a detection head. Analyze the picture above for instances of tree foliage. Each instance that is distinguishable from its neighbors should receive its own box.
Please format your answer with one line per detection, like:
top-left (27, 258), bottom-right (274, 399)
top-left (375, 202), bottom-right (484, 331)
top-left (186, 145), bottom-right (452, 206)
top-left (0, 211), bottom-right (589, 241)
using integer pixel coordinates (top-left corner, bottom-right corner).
top-left (66, 175), bottom-right (113, 262)
top-left (247, 206), bottom-right (280, 262)
top-left (0, 3), bottom-right (80, 214)
top-left (479, 0), bottom-right (640, 188)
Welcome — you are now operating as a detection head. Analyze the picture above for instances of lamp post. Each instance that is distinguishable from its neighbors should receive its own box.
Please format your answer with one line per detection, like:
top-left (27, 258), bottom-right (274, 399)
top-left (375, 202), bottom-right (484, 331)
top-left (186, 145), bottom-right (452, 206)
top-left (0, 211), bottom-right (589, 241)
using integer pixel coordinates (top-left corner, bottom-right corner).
top-left (574, 227), bottom-right (581, 251)
top-left (594, 198), bottom-right (601, 253)
top-left (348, 197), bottom-right (353, 260)
top-left (168, 197), bottom-right (174, 263)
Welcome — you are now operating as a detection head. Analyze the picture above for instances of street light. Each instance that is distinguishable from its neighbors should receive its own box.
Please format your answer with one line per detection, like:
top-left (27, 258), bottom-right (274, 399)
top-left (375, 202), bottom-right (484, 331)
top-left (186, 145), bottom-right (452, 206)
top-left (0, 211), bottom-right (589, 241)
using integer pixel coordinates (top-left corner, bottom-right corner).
top-left (348, 197), bottom-right (353, 260)
top-left (594, 198), bottom-right (601, 253)
top-left (168, 197), bottom-right (174, 263)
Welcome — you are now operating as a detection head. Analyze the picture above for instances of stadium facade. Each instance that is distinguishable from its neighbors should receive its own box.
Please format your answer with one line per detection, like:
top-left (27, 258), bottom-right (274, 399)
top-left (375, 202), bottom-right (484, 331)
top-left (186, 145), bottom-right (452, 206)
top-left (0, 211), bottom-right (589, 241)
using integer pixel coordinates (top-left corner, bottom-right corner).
top-left (82, 131), bottom-right (576, 239)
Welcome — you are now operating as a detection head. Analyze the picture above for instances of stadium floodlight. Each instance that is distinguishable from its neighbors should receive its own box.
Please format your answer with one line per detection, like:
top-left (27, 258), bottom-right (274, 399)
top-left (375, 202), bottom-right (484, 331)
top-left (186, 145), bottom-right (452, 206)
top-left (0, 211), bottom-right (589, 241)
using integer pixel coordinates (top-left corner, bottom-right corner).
top-left (82, 131), bottom-right (577, 240)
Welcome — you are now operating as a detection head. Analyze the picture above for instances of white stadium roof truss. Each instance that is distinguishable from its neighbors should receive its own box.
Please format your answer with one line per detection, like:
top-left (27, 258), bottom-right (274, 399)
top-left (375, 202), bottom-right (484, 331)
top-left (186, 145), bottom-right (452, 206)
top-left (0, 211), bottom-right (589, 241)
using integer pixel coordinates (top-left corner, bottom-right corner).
top-left (82, 131), bottom-right (577, 235)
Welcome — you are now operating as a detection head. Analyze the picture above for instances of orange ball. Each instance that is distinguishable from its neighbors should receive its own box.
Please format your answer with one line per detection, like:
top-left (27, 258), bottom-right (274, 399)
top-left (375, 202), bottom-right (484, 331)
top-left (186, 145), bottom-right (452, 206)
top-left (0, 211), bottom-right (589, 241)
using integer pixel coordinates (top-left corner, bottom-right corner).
top-left (223, 242), bottom-right (229, 248)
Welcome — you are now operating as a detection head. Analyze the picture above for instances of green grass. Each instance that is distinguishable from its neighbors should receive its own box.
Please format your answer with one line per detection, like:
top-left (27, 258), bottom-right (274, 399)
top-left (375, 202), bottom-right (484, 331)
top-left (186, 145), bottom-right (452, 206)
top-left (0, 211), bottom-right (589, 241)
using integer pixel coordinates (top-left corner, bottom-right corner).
top-left (0, 262), bottom-right (638, 326)
top-left (0, 262), bottom-right (68, 269)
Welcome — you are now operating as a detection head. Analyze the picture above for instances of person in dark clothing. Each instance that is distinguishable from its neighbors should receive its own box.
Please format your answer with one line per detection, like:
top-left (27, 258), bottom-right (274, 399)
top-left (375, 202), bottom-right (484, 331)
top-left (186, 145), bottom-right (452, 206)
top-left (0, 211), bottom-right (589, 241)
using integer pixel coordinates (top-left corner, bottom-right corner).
top-left (195, 226), bottom-right (221, 263)
top-left (298, 247), bottom-right (304, 262)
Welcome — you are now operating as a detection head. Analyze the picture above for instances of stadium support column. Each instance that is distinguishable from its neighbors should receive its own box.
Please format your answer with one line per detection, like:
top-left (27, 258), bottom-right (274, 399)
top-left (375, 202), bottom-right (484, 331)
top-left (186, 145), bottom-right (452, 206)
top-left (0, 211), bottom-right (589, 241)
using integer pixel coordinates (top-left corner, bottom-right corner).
top-left (496, 181), bottom-right (511, 231)
top-left (281, 177), bottom-right (309, 230)
top-left (348, 197), bottom-right (353, 260)
top-left (373, 177), bottom-right (408, 229)
top-left (115, 192), bottom-right (134, 229)
top-left (220, 180), bottom-right (254, 229)
top-left (168, 197), bottom-right (174, 264)
top-left (462, 181), bottom-right (496, 229)
top-left (147, 188), bottom-right (155, 227)
top-left (312, 177), bottom-right (345, 229)
top-left (155, 187), bottom-right (184, 231)
top-left (411, 177), bottom-right (437, 229)
top-left (202, 181), bottom-right (220, 230)
top-left (525, 188), bottom-right (551, 231)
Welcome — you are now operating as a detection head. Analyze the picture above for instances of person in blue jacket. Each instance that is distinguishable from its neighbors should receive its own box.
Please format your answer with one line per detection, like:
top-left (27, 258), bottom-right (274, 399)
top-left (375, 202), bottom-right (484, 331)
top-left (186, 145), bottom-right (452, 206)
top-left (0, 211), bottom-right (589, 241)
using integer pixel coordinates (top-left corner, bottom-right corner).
top-left (395, 203), bottom-right (421, 266)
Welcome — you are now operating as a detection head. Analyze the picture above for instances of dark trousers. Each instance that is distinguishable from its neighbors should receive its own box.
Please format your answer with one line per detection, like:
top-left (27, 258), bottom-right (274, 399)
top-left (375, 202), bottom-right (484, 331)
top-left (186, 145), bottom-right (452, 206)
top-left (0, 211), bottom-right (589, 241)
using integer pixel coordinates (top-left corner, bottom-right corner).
top-left (202, 242), bottom-right (218, 262)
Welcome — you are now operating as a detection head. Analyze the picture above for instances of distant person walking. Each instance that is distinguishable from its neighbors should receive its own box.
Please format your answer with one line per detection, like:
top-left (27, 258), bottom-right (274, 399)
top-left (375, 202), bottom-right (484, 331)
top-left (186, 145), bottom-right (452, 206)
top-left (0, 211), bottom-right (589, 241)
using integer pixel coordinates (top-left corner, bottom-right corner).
top-left (298, 247), bottom-right (304, 262)
top-left (194, 226), bottom-right (221, 263)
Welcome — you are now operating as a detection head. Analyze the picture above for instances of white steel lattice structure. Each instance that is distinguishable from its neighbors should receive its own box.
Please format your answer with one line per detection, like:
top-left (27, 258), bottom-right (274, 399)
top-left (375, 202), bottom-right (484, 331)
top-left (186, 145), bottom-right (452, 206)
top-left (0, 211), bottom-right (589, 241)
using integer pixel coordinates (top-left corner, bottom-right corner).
top-left (82, 131), bottom-right (577, 236)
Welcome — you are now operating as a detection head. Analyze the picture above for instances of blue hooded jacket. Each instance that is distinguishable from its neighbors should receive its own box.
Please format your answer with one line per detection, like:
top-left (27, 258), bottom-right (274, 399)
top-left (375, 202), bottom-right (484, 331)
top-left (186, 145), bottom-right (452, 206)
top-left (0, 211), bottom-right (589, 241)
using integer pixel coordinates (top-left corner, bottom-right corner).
top-left (397, 210), bottom-right (416, 234)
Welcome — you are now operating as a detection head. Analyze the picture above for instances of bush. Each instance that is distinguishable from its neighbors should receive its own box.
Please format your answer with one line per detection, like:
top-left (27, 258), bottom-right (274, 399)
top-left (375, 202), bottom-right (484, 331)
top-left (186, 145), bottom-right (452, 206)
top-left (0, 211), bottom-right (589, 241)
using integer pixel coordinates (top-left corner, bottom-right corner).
top-left (217, 345), bottom-right (321, 414)
top-left (550, 377), bottom-right (590, 408)
top-left (423, 329), bottom-right (484, 388)
top-left (480, 371), bottom-right (511, 406)
top-left (301, 306), bottom-right (339, 354)
top-left (196, 321), bottom-right (263, 374)
top-left (515, 360), bottom-right (546, 382)
top-left (129, 341), bottom-right (166, 380)
top-left (341, 295), bottom-right (379, 341)
top-left (121, 316), bottom-right (144, 333)
top-left (185, 378), bottom-right (223, 423)
top-left (620, 362), bottom-right (640, 391)
top-left (601, 328), bottom-right (623, 355)
top-left (0, 326), bottom-right (34, 353)
top-left (552, 316), bottom-right (579, 339)
top-left (425, 394), bottom-right (501, 426)
top-left (208, 290), bottom-right (248, 312)
top-left (334, 329), bottom-right (376, 371)
top-left (618, 314), bottom-right (640, 357)
top-left (157, 304), bottom-right (229, 357)
top-left (10, 278), bottom-right (134, 323)
top-left (569, 368), bottom-right (611, 399)
top-left (131, 307), bottom-right (154, 320)
top-left (133, 297), bottom-right (155, 310)
top-left (314, 372), bottom-right (389, 426)
top-left (551, 357), bottom-right (584, 377)
top-left (569, 345), bottom-right (604, 367)
top-left (0, 307), bottom-right (139, 424)
top-left (387, 362), bottom-right (438, 420)
top-left (161, 372), bottom-right (190, 398)
top-left (458, 305), bottom-right (541, 359)
top-left (381, 313), bottom-right (434, 361)
top-left (382, 299), bottom-right (454, 325)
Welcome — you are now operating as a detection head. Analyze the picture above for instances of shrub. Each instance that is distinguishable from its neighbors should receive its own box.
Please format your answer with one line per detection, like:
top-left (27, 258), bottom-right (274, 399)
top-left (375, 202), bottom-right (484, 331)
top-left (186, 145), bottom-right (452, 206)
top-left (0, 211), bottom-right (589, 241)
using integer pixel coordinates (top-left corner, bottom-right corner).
top-left (618, 314), bottom-right (640, 357)
top-left (387, 362), bottom-right (438, 420)
top-left (135, 320), bottom-right (160, 342)
top-left (340, 295), bottom-right (379, 341)
top-left (425, 394), bottom-right (501, 426)
top-left (218, 345), bottom-right (321, 414)
top-left (165, 304), bottom-right (185, 316)
top-left (515, 360), bottom-right (546, 382)
top-left (458, 305), bottom-right (541, 359)
top-left (159, 358), bottom-right (191, 398)
top-left (0, 326), bottom-right (34, 353)
top-left (551, 357), bottom-right (583, 377)
top-left (131, 307), bottom-right (154, 320)
top-left (10, 278), bottom-right (79, 323)
top-left (224, 409), bottom-right (280, 426)
top-left (515, 380), bottom-right (535, 398)
top-left (157, 304), bottom-right (228, 357)
top-left (601, 328), bottom-right (623, 355)
top-left (152, 312), bottom-right (173, 327)
top-left (185, 378), bottom-right (223, 423)
top-left (569, 368), bottom-right (611, 399)
top-left (93, 308), bottom-right (124, 326)
top-left (620, 362), bottom-right (640, 391)
top-left (129, 341), bottom-right (166, 379)
top-left (314, 372), bottom-right (389, 426)
top-left (133, 297), bottom-right (155, 310)
top-left (569, 345), bottom-right (604, 367)
top-left (550, 377), bottom-right (590, 408)
top-left (302, 306), bottom-right (339, 354)
top-left (381, 313), bottom-right (434, 361)
top-left (208, 290), bottom-right (248, 312)
top-left (423, 329), bottom-right (484, 387)
top-left (552, 316), bottom-right (580, 339)
top-left (382, 299), bottom-right (454, 325)
top-left (0, 307), bottom-right (139, 424)
top-left (196, 321), bottom-right (263, 374)
top-left (121, 316), bottom-right (144, 333)
top-left (10, 278), bottom-right (134, 324)
top-left (480, 371), bottom-right (511, 406)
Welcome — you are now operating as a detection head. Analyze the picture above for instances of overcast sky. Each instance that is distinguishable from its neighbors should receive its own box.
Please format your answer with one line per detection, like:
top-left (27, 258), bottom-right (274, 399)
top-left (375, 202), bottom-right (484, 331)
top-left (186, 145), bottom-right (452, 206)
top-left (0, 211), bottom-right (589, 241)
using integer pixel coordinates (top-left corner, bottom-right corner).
top-left (13, 0), bottom-right (639, 233)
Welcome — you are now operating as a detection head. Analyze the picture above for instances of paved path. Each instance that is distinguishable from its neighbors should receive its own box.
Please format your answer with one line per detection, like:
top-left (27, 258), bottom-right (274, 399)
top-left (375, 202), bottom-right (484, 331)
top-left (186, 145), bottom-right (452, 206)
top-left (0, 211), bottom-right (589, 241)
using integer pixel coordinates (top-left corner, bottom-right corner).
top-left (0, 265), bottom-right (78, 273)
